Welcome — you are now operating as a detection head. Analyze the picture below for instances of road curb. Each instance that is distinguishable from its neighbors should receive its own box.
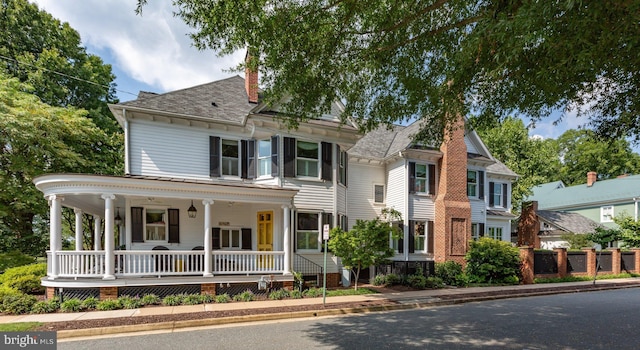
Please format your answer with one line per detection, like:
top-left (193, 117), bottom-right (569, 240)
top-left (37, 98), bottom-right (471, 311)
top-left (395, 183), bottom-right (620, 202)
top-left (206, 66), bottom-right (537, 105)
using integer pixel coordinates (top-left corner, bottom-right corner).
top-left (57, 282), bottom-right (640, 339)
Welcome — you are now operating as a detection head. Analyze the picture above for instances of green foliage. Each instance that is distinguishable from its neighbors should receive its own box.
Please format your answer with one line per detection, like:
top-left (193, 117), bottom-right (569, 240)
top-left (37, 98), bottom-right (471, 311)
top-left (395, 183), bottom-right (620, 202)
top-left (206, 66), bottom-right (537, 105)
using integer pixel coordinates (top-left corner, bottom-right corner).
top-left (214, 293), bottom-right (230, 303)
top-left (0, 322), bottom-right (42, 332)
top-left (384, 273), bottom-right (402, 286)
top-left (81, 296), bottom-right (98, 310)
top-left (325, 288), bottom-right (376, 296)
top-left (328, 208), bottom-right (401, 289)
top-left (303, 287), bottom-right (324, 298)
top-left (0, 263), bottom-right (47, 294)
top-left (406, 273), bottom-right (428, 289)
top-left (292, 271), bottom-right (304, 292)
top-left (0, 285), bottom-right (21, 300)
top-left (31, 299), bottom-right (59, 314)
top-left (0, 251), bottom-right (36, 272)
top-left (232, 290), bottom-right (255, 302)
top-left (1, 294), bottom-right (37, 314)
top-left (268, 289), bottom-right (290, 300)
top-left (118, 296), bottom-right (143, 309)
top-left (560, 233), bottom-right (594, 250)
top-left (586, 226), bottom-right (622, 250)
top-left (60, 298), bottom-right (83, 313)
top-left (162, 294), bottom-right (183, 306)
top-left (614, 215), bottom-right (640, 248)
top-left (199, 294), bottom-right (214, 304)
top-left (371, 274), bottom-right (386, 286)
top-left (140, 294), bottom-right (161, 306)
top-left (465, 238), bottom-right (521, 284)
top-left (435, 261), bottom-right (468, 287)
top-left (96, 299), bottom-right (121, 311)
top-left (425, 277), bottom-right (445, 289)
top-left (289, 290), bottom-right (303, 299)
top-left (181, 294), bottom-right (202, 305)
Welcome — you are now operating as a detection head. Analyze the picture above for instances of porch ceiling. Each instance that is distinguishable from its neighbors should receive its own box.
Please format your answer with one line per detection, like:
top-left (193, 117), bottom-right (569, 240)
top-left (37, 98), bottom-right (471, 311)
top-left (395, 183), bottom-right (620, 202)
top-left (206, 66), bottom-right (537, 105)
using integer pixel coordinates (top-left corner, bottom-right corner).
top-left (34, 174), bottom-right (297, 215)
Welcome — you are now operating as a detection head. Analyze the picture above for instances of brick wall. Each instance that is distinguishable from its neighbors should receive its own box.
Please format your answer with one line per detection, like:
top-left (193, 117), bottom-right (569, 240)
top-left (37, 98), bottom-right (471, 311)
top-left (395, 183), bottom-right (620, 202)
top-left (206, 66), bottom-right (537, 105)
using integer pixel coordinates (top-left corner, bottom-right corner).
top-left (45, 287), bottom-right (56, 301)
top-left (517, 201), bottom-right (540, 248)
top-left (434, 115), bottom-right (471, 264)
top-left (201, 283), bottom-right (217, 295)
top-left (99, 287), bottom-right (118, 300)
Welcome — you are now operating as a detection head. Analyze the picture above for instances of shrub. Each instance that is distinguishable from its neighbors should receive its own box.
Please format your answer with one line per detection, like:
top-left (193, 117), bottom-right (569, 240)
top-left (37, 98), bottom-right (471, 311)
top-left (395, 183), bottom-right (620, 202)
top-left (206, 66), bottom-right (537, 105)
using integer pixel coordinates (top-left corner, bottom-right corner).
top-left (96, 299), bottom-right (121, 311)
top-left (233, 290), bottom-right (255, 302)
top-left (465, 237), bottom-right (521, 284)
top-left (60, 298), bottom-right (83, 313)
top-left (268, 289), bottom-right (290, 300)
top-left (384, 273), bottom-right (402, 286)
top-left (162, 294), bottom-right (182, 306)
top-left (0, 285), bottom-right (21, 300)
top-left (31, 299), bottom-right (59, 314)
top-left (371, 274), bottom-right (386, 286)
top-left (425, 276), bottom-right (445, 289)
top-left (407, 273), bottom-right (427, 289)
top-left (140, 294), bottom-right (161, 306)
top-left (0, 263), bottom-right (47, 294)
top-left (2, 294), bottom-right (37, 315)
top-left (182, 294), bottom-right (202, 305)
top-left (0, 251), bottom-right (36, 272)
top-left (119, 296), bottom-right (143, 309)
top-left (303, 287), bottom-right (324, 298)
top-left (214, 293), bottom-right (230, 303)
top-left (289, 289), bottom-right (303, 299)
top-left (199, 294), bottom-right (214, 304)
top-left (81, 296), bottom-right (98, 310)
top-left (435, 261), bottom-right (467, 287)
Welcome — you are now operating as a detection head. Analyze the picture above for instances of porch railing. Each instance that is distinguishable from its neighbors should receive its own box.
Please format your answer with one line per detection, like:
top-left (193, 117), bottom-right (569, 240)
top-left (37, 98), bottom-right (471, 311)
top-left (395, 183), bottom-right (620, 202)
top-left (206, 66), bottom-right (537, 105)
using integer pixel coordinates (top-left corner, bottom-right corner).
top-left (49, 250), bottom-right (284, 278)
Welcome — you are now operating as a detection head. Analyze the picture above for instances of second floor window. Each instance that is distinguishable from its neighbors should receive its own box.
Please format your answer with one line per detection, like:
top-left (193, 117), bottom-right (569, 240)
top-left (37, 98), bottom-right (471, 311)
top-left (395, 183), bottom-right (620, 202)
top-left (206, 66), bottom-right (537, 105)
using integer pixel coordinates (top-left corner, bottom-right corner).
top-left (601, 206), bottom-right (614, 222)
top-left (338, 147), bottom-right (347, 185)
top-left (409, 162), bottom-right (435, 194)
top-left (374, 184), bottom-right (385, 204)
top-left (467, 170), bottom-right (485, 199)
top-left (257, 139), bottom-right (271, 177)
top-left (221, 139), bottom-right (239, 176)
top-left (415, 164), bottom-right (427, 193)
top-left (296, 141), bottom-right (319, 177)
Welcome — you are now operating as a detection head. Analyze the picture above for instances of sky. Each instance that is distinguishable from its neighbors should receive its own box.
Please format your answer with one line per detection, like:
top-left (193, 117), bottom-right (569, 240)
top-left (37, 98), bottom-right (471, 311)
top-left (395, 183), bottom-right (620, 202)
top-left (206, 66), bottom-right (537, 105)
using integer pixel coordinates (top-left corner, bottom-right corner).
top-left (31, 0), bottom-right (588, 142)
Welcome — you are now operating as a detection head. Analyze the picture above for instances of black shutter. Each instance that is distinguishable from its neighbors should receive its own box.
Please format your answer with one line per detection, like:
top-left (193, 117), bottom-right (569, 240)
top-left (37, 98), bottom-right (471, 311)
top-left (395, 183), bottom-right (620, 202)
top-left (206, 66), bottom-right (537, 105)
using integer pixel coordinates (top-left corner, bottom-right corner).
top-left (292, 210), bottom-right (297, 252)
top-left (489, 182), bottom-right (495, 207)
top-left (344, 150), bottom-right (348, 186)
top-left (408, 162), bottom-right (416, 193)
top-left (398, 221), bottom-right (404, 253)
top-left (322, 213), bottom-right (333, 252)
top-left (210, 136), bottom-right (220, 177)
top-left (428, 164), bottom-right (436, 195)
top-left (427, 221), bottom-right (434, 254)
top-left (241, 228), bottom-right (252, 250)
top-left (479, 223), bottom-right (485, 237)
top-left (241, 140), bottom-right (248, 179)
top-left (502, 183), bottom-right (508, 208)
top-left (408, 220), bottom-right (415, 253)
top-left (247, 139), bottom-right (256, 179)
top-left (479, 171), bottom-right (485, 199)
top-left (321, 142), bottom-right (332, 181)
top-left (212, 227), bottom-right (221, 250)
top-left (271, 135), bottom-right (279, 177)
top-left (131, 207), bottom-right (144, 243)
top-left (168, 209), bottom-right (180, 243)
top-left (283, 137), bottom-right (296, 177)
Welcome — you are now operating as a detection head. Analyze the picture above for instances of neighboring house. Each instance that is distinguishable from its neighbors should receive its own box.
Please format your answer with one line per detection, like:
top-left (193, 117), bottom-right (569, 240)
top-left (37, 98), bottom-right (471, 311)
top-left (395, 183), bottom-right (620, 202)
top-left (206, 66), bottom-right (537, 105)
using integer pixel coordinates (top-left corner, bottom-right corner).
top-left (529, 172), bottom-right (640, 229)
top-left (35, 57), bottom-right (517, 299)
top-left (517, 201), bottom-right (601, 249)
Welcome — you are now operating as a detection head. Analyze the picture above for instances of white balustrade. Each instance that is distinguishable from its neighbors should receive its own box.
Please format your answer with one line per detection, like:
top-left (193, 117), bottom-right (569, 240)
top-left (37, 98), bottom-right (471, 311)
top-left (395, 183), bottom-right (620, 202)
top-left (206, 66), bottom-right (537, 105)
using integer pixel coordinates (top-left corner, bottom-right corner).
top-left (55, 251), bottom-right (106, 277)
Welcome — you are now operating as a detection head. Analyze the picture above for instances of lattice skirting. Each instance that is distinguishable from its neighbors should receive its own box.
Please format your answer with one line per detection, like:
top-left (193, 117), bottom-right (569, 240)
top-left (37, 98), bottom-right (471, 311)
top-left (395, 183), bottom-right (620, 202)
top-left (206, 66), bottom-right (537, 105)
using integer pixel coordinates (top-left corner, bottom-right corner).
top-left (57, 288), bottom-right (100, 301)
top-left (119, 284), bottom-right (201, 298)
top-left (217, 282), bottom-right (284, 297)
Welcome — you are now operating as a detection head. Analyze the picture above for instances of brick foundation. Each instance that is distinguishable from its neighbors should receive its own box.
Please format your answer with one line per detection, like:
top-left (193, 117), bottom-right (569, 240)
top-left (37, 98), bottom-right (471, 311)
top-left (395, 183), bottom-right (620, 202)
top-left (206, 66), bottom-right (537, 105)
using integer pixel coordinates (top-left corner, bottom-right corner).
top-left (519, 247), bottom-right (535, 284)
top-left (282, 280), bottom-right (294, 290)
top-left (326, 273), bottom-right (341, 288)
top-left (201, 283), bottom-right (217, 295)
top-left (99, 287), bottom-right (118, 300)
top-left (45, 287), bottom-right (56, 300)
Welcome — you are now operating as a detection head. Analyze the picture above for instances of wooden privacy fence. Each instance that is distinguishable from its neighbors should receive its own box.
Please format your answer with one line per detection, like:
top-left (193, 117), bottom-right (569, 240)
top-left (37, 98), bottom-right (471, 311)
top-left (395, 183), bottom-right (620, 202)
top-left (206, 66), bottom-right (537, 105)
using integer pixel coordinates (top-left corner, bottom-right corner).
top-left (520, 247), bottom-right (640, 284)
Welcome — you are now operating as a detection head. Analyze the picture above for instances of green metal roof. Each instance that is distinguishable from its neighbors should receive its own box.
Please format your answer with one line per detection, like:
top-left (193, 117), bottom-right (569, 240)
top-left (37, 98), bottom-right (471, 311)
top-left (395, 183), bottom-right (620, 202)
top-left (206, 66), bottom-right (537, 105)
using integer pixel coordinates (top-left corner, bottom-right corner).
top-left (529, 175), bottom-right (640, 209)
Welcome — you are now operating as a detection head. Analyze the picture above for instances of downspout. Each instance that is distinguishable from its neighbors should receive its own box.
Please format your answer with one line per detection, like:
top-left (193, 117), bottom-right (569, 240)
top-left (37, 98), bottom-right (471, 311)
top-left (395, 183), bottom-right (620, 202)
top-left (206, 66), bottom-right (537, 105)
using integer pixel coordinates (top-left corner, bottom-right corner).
top-left (123, 108), bottom-right (130, 175)
top-left (634, 197), bottom-right (639, 221)
top-left (403, 156), bottom-right (409, 262)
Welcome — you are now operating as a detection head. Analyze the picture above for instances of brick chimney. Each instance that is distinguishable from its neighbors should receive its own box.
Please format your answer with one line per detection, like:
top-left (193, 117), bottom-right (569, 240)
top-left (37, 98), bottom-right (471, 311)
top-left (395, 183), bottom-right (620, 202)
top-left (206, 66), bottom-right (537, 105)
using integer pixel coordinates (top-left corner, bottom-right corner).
top-left (517, 201), bottom-right (540, 248)
top-left (245, 50), bottom-right (259, 103)
top-left (587, 171), bottom-right (597, 187)
top-left (434, 115), bottom-right (472, 264)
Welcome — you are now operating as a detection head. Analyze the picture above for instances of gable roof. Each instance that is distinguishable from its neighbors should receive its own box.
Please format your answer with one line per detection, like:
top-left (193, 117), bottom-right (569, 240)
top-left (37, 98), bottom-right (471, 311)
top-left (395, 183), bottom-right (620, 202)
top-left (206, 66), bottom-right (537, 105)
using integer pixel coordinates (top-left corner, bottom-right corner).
top-left (537, 210), bottom-right (601, 234)
top-left (119, 75), bottom-right (255, 124)
top-left (530, 175), bottom-right (640, 209)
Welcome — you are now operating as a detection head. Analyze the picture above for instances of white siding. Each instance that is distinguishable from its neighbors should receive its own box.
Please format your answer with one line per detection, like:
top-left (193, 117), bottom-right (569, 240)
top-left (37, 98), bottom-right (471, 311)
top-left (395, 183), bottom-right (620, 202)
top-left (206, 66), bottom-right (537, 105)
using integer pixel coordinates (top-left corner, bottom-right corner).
top-left (285, 180), bottom-right (334, 211)
top-left (336, 184), bottom-right (347, 218)
top-left (129, 120), bottom-right (213, 179)
top-left (409, 195), bottom-right (435, 220)
top-left (464, 135), bottom-right (479, 154)
top-left (346, 163), bottom-right (386, 225)
top-left (386, 160), bottom-right (406, 219)
top-left (470, 198), bottom-right (486, 223)
top-left (297, 254), bottom-right (341, 273)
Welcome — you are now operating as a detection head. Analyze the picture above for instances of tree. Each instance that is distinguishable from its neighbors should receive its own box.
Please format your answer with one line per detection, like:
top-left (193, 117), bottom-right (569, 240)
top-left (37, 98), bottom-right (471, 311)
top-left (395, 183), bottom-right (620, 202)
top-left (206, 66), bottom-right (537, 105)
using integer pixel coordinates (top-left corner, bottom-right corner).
top-left (0, 74), bottom-right (118, 256)
top-left (138, 0), bottom-right (640, 142)
top-left (586, 226), bottom-right (622, 284)
top-left (465, 237), bottom-right (521, 285)
top-left (613, 215), bottom-right (640, 248)
top-left (555, 129), bottom-right (640, 186)
top-left (472, 116), bottom-right (560, 212)
top-left (327, 208), bottom-right (401, 290)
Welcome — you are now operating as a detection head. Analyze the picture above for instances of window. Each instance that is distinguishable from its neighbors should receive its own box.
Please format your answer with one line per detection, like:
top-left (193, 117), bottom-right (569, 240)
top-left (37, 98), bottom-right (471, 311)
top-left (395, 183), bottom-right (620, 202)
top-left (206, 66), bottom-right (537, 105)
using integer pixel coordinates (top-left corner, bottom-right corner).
top-left (374, 184), bottom-right (385, 204)
top-left (601, 206), bottom-right (614, 222)
top-left (257, 139), bottom-right (271, 177)
top-left (492, 183), bottom-right (502, 207)
top-left (221, 139), bottom-right (239, 176)
top-left (489, 182), bottom-right (508, 207)
top-left (467, 170), bottom-right (477, 197)
top-left (221, 228), bottom-right (241, 249)
top-left (413, 221), bottom-right (425, 251)
top-left (415, 164), bottom-right (427, 193)
top-left (487, 227), bottom-right (503, 240)
top-left (145, 209), bottom-right (166, 241)
top-left (390, 221), bottom-right (403, 252)
top-left (471, 223), bottom-right (485, 241)
top-left (296, 212), bottom-right (319, 250)
top-left (338, 148), bottom-right (347, 185)
top-left (338, 214), bottom-right (349, 231)
top-left (296, 141), bottom-right (319, 177)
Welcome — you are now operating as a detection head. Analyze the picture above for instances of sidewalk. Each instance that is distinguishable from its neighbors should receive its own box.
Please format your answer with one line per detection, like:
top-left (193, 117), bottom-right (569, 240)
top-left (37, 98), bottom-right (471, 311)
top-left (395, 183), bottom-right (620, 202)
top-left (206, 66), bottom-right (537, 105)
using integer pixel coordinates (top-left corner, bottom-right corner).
top-left (3, 278), bottom-right (640, 338)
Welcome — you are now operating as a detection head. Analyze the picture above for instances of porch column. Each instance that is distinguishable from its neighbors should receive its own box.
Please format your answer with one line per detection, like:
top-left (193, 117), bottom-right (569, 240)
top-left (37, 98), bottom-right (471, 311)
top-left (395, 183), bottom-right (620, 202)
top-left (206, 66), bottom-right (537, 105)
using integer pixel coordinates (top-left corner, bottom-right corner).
top-left (102, 194), bottom-right (116, 280)
top-left (282, 205), bottom-right (291, 275)
top-left (74, 208), bottom-right (83, 251)
top-left (94, 215), bottom-right (102, 251)
top-left (48, 195), bottom-right (63, 280)
top-left (203, 199), bottom-right (214, 277)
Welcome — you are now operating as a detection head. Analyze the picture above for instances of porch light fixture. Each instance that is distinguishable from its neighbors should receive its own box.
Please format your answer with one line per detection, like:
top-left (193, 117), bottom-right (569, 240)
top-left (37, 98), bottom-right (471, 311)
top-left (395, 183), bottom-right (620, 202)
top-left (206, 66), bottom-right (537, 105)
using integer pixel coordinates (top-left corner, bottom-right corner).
top-left (114, 208), bottom-right (122, 226)
top-left (188, 200), bottom-right (197, 218)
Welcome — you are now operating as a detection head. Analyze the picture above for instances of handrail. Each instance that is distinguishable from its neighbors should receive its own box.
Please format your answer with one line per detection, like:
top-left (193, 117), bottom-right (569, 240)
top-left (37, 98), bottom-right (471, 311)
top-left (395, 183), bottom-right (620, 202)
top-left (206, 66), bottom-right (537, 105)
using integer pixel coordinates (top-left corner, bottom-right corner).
top-left (293, 254), bottom-right (323, 276)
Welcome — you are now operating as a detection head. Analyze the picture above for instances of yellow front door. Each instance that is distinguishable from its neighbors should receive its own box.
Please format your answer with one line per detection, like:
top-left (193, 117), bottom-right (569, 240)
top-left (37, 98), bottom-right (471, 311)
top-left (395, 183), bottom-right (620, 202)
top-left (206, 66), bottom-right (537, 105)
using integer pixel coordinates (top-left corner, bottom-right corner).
top-left (257, 211), bottom-right (273, 268)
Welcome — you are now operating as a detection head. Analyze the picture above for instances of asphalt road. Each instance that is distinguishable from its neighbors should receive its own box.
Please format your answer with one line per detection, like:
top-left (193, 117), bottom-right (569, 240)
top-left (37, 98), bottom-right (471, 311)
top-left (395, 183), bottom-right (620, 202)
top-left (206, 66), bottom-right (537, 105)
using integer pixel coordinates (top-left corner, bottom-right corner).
top-left (59, 288), bottom-right (640, 350)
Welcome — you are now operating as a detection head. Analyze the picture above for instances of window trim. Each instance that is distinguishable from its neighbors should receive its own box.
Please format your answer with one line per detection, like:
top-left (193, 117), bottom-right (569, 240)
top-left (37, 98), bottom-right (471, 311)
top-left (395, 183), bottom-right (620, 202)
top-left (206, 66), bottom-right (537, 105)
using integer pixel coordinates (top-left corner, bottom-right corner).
top-left (295, 140), bottom-right (320, 178)
top-left (257, 139), bottom-right (272, 178)
top-left (601, 205), bottom-right (614, 223)
top-left (338, 147), bottom-right (347, 186)
top-left (144, 207), bottom-right (168, 242)
top-left (373, 184), bottom-right (385, 204)
top-left (221, 138), bottom-right (240, 177)
top-left (487, 226), bottom-right (503, 240)
top-left (467, 170), bottom-right (478, 198)
top-left (296, 211), bottom-right (321, 252)
top-left (219, 227), bottom-right (243, 250)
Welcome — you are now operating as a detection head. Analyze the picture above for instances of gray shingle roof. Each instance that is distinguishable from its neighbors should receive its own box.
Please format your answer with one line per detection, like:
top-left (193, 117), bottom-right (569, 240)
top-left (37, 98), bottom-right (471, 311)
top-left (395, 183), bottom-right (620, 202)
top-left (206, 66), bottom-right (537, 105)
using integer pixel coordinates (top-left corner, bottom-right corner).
top-left (120, 75), bottom-right (254, 124)
top-left (537, 210), bottom-right (601, 234)
top-left (348, 124), bottom-right (404, 159)
top-left (486, 159), bottom-right (518, 177)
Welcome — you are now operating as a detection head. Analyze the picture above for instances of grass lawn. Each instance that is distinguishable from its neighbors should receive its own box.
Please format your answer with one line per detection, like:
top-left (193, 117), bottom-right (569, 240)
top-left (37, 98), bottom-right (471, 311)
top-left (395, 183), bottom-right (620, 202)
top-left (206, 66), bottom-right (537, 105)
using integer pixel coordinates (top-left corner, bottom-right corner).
top-left (0, 322), bottom-right (42, 331)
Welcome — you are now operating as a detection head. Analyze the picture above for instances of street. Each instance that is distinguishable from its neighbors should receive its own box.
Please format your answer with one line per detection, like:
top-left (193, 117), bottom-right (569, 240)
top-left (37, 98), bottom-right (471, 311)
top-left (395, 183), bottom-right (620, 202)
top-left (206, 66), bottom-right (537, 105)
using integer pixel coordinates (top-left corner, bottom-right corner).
top-left (59, 288), bottom-right (640, 349)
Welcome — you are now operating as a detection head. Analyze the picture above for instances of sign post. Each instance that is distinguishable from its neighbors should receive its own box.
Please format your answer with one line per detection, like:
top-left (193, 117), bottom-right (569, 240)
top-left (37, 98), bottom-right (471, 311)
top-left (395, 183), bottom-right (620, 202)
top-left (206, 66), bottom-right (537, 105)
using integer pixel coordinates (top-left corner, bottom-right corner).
top-left (322, 224), bottom-right (330, 306)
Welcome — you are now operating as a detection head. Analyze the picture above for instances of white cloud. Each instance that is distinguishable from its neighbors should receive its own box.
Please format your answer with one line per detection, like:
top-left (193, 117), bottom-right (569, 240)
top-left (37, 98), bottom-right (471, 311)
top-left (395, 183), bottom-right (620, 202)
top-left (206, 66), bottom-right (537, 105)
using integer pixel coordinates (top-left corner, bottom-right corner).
top-left (32, 0), bottom-right (243, 93)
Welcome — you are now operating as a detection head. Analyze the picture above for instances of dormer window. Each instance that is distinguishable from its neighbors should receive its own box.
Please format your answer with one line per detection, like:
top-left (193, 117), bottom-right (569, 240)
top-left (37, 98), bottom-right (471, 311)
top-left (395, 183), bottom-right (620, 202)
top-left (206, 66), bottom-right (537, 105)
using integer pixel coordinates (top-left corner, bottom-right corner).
top-left (409, 162), bottom-right (436, 195)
